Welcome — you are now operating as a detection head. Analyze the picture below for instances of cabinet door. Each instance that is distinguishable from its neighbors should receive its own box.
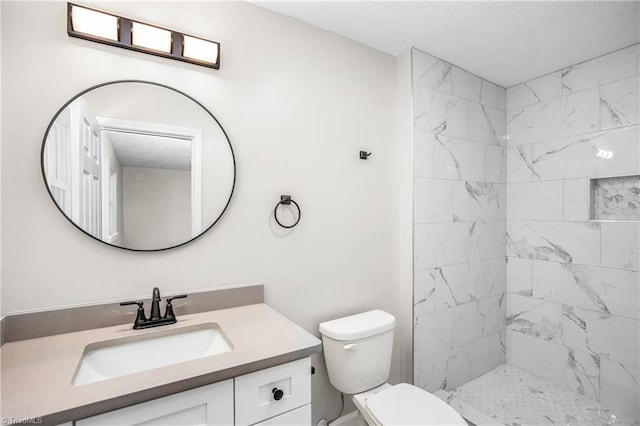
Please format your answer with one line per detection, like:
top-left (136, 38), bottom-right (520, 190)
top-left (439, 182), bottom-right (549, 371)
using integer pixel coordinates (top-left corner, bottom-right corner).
top-left (75, 379), bottom-right (233, 426)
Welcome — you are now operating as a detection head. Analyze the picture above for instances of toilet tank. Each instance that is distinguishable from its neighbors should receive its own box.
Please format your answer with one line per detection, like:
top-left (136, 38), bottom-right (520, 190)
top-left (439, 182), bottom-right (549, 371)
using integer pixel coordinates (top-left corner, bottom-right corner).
top-left (319, 310), bottom-right (395, 394)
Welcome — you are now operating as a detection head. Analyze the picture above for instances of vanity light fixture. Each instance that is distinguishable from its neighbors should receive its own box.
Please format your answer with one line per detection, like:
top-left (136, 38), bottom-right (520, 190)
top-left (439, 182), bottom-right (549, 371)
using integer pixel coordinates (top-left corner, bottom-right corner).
top-left (67, 3), bottom-right (220, 69)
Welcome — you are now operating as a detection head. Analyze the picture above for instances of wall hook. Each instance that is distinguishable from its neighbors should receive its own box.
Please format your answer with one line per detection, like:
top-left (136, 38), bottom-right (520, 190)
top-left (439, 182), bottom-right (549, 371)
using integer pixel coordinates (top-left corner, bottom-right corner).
top-left (359, 151), bottom-right (372, 160)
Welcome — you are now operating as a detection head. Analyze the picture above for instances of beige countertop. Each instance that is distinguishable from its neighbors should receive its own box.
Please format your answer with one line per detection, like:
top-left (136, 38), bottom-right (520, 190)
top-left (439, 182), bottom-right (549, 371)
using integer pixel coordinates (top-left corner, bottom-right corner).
top-left (1, 303), bottom-right (322, 425)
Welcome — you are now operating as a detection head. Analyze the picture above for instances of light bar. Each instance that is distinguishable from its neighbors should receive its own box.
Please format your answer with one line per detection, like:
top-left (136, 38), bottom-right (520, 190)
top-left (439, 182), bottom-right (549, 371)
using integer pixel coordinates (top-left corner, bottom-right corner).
top-left (67, 3), bottom-right (220, 69)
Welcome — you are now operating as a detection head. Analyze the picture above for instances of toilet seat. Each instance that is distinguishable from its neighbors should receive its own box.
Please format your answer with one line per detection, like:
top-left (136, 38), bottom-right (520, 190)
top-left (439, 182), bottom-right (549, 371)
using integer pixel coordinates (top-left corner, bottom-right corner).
top-left (363, 384), bottom-right (467, 426)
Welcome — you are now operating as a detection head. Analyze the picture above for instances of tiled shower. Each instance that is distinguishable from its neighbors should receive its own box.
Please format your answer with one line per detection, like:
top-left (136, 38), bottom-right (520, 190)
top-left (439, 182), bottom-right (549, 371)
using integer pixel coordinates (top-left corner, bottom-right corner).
top-left (413, 45), bottom-right (639, 423)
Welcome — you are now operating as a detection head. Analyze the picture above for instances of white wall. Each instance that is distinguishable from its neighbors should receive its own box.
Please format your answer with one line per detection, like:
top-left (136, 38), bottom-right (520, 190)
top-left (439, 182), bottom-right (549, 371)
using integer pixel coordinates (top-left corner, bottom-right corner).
top-left (1, 1), bottom-right (403, 422)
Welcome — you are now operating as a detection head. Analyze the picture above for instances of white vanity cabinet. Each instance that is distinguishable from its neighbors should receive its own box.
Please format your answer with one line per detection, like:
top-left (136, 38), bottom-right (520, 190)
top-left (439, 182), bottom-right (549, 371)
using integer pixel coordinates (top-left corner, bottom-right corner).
top-left (72, 358), bottom-right (312, 426)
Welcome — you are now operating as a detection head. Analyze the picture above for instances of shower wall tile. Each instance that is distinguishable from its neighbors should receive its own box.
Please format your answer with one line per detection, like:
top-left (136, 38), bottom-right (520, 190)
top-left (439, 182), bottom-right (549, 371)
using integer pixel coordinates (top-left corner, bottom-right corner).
top-left (414, 178), bottom-right (452, 223)
top-left (506, 221), bottom-right (600, 265)
top-left (506, 181), bottom-right (563, 220)
top-left (485, 145), bottom-right (506, 183)
top-left (480, 80), bottom-right (501, 110)
top-left (505, 45), bottom-right (640, 409)
top-left (530, 126), bottom-right (639, 181)
top-left (452, 181), bottom-right (505, 222)
top-left (433, 136), bottom-right (486, 181)
top-left (414, 86), bottom-right (469, 139)
top-left (414, 308), bottom-right (453, 358)
top-left (563, 178), bottom-right (590, 221)
top-left (507, 71), bottom-right (561, 110)
top-left (560, 43), bottom-right (640, 95)
top-left (506, 257), bottom-right (532, 296)
top-left (506, 145), bottom-right (534, 183)
top-left (600, 76), bottom-right (640, 129)
top-left (506, 330), bottom-right (600, 399)
top-left (412, 48), bottom-right (506, 393)
top-left (562, 305), bottom-right (639, 369)
top-left (599, 357), bottom-right (640, 418)
top-left (452, 67), bottom-right (482, 103)
top-left (506, 294), bottom-right (563, 342)
top-left (414, 268), bottom-right (436, 318)
top-left (469, 103), bottom-right (506, 146)
top-left (413, 50), bottom-right (453, 94)
top-left (601, 222), bottom-right (639, 271)
top-left (532, 261), bottom-right (639, 319)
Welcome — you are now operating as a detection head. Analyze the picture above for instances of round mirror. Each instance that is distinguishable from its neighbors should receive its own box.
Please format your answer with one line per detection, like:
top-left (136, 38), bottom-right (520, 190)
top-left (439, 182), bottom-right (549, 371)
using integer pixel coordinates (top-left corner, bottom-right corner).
top-left (41, 80), bottom-right (235, 251)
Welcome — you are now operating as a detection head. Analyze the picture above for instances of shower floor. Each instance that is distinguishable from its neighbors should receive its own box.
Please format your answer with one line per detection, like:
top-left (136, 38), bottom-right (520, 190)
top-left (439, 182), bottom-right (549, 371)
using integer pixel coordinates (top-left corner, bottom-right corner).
top-left (435, 364), bottom-right (639, 426)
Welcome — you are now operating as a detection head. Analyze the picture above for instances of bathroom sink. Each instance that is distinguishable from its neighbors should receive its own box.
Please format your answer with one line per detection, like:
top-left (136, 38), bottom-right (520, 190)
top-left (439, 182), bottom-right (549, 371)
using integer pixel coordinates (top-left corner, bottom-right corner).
top-left (72, 323), bottom-right (233, 385)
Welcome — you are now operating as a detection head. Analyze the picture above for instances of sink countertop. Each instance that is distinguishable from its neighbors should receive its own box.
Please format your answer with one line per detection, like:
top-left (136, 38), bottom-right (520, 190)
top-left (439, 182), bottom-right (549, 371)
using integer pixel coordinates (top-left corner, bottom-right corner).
top-left (1, 303), bottom-right (322, 425)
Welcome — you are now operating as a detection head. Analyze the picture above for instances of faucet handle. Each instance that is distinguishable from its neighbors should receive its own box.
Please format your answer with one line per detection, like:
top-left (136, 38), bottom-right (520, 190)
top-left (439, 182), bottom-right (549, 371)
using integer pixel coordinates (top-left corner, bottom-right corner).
top-left (164, 295), bottom-right (187, 320)
top-left (120, 301), bottom-right (147, 329)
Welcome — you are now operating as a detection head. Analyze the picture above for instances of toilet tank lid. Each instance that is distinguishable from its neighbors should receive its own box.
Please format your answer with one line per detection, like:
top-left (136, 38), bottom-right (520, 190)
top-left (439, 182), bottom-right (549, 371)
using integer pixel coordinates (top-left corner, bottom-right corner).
top-left (319, 310), bottom-right (395, 341)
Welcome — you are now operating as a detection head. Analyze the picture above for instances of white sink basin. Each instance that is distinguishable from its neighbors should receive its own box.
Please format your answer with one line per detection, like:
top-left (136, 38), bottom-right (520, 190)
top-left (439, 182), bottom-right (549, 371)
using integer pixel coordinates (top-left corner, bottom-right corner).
top-left (72, 323), bottom-right (233, 385)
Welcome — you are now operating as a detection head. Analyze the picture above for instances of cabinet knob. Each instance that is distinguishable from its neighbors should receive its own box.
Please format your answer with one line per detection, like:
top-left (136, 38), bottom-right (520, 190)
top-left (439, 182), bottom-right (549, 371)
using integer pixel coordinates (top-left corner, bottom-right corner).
top-left (272, 387), bottom-right (284, 401)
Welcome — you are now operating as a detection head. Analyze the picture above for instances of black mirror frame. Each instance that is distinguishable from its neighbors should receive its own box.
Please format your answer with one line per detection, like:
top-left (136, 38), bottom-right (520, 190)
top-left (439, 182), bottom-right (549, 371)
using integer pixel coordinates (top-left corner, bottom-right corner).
top-left (40, 80), bottom-right (236, 252)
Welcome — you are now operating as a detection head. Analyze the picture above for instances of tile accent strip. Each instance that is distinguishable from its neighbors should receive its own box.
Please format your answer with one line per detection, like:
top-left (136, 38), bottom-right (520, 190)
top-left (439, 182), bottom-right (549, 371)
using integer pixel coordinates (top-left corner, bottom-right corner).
top-left (1, 283), bottom-right (264, 344)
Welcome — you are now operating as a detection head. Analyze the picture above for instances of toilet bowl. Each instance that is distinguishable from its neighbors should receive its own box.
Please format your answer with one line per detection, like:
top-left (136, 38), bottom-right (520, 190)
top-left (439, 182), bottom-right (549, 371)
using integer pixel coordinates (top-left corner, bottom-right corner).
top-left (319, 310), bottom-right (466, 426)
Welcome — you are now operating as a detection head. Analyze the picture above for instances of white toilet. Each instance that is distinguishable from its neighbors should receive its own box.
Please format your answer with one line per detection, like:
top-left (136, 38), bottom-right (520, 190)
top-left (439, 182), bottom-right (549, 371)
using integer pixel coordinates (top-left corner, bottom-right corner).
top-left (319, 310), bottom-right (467, 426)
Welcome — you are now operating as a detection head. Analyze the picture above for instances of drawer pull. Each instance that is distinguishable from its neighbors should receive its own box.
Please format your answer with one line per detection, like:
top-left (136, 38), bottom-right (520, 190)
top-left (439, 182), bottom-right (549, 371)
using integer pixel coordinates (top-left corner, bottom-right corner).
top-left (272, 387), bottom-right (284, 401)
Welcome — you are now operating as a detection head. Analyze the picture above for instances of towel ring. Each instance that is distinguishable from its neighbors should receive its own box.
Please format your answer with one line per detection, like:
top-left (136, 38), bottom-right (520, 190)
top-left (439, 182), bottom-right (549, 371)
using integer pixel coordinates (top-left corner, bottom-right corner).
top-left (274, 195), bottom-right (301, 229)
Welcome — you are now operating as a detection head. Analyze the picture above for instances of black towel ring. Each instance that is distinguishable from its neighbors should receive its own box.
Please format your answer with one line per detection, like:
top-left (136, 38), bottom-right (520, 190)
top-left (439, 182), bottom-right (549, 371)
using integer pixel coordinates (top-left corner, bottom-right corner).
top-left (274, 195), bottom-right (301, 229)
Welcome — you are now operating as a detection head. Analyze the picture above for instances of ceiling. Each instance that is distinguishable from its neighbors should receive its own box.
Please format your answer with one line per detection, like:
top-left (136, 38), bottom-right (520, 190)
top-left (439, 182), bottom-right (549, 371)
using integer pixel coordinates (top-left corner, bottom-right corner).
top-left (253, 1), bottom-right (640, 88)
top-left (106, 131), bottom-right (192, 170)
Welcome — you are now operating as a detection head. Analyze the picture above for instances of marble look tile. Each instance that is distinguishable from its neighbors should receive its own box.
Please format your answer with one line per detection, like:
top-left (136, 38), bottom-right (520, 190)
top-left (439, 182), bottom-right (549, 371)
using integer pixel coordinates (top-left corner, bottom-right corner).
top-left (485, 257), bottom-right (507, 297)
top-left (414, 86), bottom-right (469, 140)
top-left (414, 350), bottom-right (450, 392)
top-left (506, 181), bottom-right (563, 220)
top-left (563, 178), bottom-right (590, 221)
top-left (480, 80), bottom-right (500, 110)
top-left (559, 88), bottom-right (600, 137)
top-left (601, 222), bottom-right (639, 271)
top-left (434, 261), bottom-right (485, 309)
top-left (415, 222), bottom-right (506, 269)
top-left (412, 49), bottom-right (453, 94)
top-left (506, 144), bottom-right (535, 183)
top-left (600, 357), bottom-right (640, 419)
top-left (469, 103), bottom-right (506, 146)
top-left (432, 136), bottom-right (485, 181)
top-left (506, 294), bottom-right (563, 342)
top-left (414, 223), bottom-right (469, 269)
top-left (507, 71), bottom-right (562, 110)
top-left (484, 145), bottom-right (505, 183)
top-left (561, 44), bottom-right (640, 95)
top-left (600, 76), bottom-right (639, 129)
top-left (452, 181), bottom-right (505, 222)
top-left (414, 178), bottom-right (452, 223)
top-left (413, 129), bottom-right (435, 178)
top-left (506, 221), bottom-right (601, 265)
top-left (506, 257), bottom-right (532, 296)
top-left (506, 330), bottom-right (600, 399)
top-left (447, 333), bottom-right (504, 390)
top-left (435, 390), bottom-right (504, 426)
top-left (563, 305), bottom-right (639, 369)
top-left (497, 86), bottom-right (506, 111)
top-left (453, 301), bottom-right (484, 346)
top-left (531, 259), bottom-right (562, 302)
top-left (530, 126), bottom-right (639, 181)
top-left (414, 268), bottom-right (436, 319)
top-left (507, 88), bottom-right (600, 145)
top-left (414, 308), bottom-right (453, 358)
top-left (452, 66), bottom-right (482, 103)
top-left (533, 261), bottom-right (639, 319)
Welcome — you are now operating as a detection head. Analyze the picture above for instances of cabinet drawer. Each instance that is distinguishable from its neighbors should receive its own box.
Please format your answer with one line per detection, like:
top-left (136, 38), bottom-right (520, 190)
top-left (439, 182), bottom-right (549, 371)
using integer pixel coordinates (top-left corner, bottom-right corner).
top-left (251, 404), bottom-right (311, 426)
top-left (235, 358), bottom-right (311, 425)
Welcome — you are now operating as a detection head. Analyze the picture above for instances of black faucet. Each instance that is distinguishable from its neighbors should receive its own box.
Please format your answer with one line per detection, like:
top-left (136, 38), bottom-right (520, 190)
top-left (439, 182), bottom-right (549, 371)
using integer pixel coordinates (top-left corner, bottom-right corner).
top-left (120, 287), bottom-right (187, 330)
